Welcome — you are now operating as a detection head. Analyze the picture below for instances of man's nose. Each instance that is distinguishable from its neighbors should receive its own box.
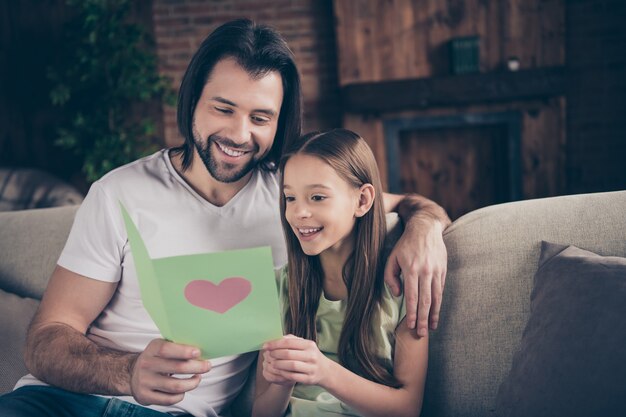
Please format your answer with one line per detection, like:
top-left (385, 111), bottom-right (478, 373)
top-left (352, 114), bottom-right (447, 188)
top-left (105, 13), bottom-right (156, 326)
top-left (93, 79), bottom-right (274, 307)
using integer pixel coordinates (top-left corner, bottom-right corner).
top-left (227, 116), bottom-right (252, 145)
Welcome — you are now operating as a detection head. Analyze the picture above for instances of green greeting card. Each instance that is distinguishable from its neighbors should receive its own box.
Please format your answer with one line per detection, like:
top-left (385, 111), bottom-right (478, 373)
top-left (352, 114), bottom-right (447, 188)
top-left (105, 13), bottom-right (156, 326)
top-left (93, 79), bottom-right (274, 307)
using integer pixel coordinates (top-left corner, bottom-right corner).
top-left (120, 203), bottom-right (283, 359)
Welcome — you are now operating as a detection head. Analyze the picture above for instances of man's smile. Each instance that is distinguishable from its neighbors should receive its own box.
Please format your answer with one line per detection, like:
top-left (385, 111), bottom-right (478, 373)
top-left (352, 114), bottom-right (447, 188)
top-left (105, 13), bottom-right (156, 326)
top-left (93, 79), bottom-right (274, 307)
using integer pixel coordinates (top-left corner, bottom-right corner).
top-left (215, 141), bottom-right (249, 158)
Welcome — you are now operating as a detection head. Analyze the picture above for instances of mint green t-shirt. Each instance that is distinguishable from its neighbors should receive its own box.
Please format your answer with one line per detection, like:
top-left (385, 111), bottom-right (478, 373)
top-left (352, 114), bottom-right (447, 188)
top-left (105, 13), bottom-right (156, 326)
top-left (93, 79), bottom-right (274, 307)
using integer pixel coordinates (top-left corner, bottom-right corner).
top-left (276, 266), bottom-right (406, 417)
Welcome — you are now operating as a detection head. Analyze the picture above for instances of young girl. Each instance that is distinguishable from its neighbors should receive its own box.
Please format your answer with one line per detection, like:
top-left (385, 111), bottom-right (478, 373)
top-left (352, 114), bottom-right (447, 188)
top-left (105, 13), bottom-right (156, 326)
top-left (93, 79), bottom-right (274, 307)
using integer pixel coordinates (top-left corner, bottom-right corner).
top-left (252, 129), bottom-right (428, 417)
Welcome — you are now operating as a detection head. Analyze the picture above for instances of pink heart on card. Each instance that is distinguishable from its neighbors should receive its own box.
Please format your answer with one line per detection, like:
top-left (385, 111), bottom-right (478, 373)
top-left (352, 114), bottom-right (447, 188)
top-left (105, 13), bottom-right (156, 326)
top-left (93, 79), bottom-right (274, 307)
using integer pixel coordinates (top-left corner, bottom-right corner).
top-left (184, 277), bottom-right (252, 314)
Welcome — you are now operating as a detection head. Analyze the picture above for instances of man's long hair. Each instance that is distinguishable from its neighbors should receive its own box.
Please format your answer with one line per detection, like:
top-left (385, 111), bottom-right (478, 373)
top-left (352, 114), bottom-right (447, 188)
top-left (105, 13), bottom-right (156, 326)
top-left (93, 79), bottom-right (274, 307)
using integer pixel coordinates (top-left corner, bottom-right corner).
top-left (174, 19), bottom-right (302, 171)
top-left (279, 129), bottom-right (401, 388)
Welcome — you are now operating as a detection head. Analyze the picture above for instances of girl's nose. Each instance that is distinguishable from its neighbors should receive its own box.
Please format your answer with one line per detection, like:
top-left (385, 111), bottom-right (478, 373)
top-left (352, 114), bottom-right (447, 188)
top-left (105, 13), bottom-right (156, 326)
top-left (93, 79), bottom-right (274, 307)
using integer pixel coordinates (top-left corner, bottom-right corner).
top-left (294, 202), bottom-right (311, 218)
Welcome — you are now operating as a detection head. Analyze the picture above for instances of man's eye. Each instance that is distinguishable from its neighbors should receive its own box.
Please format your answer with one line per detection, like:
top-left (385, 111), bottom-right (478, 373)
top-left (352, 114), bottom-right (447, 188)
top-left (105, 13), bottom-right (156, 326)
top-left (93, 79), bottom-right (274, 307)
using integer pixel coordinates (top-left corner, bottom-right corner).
top-left (284, 196), bottom-right (295, 202)
top-left (252, 115), bottom-right (270, 124)
top-left (215, 107), bottom-right (232, 114)
top-left (311, 195), bottom-right (326, 201)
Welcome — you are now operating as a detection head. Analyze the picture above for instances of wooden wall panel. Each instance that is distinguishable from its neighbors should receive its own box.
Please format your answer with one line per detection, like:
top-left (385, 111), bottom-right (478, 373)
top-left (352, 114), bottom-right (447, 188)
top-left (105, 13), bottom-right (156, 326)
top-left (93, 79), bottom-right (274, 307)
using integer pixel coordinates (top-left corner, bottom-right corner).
top-left (335, 0), bottom-right (566, 212)
top-left (521, 97), bottom-right (567, 199)
top-left (343, 114), bottom-right (388, 187)
top-left (333, 0), bottom-right (564, 84)
top-left (399, 125), bottom-right (507, 220)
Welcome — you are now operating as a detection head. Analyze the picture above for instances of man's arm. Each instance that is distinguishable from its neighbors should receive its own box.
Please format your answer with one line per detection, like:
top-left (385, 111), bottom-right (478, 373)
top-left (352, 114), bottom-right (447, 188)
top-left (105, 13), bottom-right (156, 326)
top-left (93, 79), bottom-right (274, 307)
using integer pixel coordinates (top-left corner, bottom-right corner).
top-left (24, 265), bottom-right (210, 405)
top-left (382, 193), bottom-right (451, 337)
top-left (251, 349), bottom-right (294, 417)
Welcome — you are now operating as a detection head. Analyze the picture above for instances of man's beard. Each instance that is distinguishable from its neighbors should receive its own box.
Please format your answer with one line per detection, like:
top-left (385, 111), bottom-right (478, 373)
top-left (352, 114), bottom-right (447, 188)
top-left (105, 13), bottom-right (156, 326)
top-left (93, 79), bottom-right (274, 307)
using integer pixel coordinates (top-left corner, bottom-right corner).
top-left (193, 132), bottom-right (259, 183)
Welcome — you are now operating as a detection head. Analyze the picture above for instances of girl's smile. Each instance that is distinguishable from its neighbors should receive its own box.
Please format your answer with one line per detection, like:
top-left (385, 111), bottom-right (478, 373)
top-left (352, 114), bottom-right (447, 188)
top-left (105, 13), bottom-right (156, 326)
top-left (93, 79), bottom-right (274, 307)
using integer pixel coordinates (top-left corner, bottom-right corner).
top-left (294, 226), bottom-right (324, 241)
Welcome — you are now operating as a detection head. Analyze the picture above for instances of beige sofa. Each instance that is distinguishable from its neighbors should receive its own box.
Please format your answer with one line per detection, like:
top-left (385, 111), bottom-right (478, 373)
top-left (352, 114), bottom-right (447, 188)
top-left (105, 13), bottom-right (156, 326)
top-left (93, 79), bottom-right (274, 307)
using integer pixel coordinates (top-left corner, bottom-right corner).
top-left (1, 191), bottom-right (625, 415)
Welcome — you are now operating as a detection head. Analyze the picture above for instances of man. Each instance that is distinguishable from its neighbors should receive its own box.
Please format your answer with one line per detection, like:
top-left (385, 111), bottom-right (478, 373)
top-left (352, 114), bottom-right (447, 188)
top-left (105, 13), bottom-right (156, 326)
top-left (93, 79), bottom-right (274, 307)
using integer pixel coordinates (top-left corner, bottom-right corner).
top-left (0, 19), bottom-right (449, 416)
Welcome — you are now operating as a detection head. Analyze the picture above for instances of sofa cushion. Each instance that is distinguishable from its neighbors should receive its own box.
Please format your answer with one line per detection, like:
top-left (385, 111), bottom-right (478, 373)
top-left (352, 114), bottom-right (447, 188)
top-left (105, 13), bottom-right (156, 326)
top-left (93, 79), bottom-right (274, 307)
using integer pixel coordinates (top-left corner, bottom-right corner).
top-left (495, 241), bottom-right (626, 417)
top-left (0, 289), bottom-right (40, 393)
top-left (0, 206), bottom-right (78, 300)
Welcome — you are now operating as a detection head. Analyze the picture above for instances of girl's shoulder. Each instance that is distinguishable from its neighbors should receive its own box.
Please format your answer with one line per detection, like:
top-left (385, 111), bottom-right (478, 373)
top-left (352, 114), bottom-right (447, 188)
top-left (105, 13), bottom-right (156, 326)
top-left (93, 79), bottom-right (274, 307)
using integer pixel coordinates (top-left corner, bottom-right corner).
top-left (275, 265), bottom-right (290, 316)
top-left (372, 282), bottom-right (408, 362)
top-left (380, 282), bottom-right (407, 324)
top-left (276, 264), bottom-right (288, 283)
top-left (275, 265), bottom-right (289, 292)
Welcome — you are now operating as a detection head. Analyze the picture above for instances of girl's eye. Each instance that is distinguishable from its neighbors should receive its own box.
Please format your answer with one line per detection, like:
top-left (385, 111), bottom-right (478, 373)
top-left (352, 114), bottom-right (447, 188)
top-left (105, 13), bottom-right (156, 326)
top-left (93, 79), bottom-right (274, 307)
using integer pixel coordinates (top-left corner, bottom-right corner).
top-left (284, 196), bottom-right (295, 203)
top-left (215, 107), bottom-right (233, 114)
top-left (311, 195), bottom-right (326, 201)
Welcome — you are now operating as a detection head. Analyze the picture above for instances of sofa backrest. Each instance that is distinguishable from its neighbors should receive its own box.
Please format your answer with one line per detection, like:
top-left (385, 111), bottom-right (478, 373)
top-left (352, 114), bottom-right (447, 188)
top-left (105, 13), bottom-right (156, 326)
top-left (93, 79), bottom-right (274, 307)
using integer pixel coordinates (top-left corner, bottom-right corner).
top-left (0, 205), bottom-right (78, 393)
top-left (0, 168), bottom-right (84, 211)
top-left (423, 190), bottom-right (626, 416)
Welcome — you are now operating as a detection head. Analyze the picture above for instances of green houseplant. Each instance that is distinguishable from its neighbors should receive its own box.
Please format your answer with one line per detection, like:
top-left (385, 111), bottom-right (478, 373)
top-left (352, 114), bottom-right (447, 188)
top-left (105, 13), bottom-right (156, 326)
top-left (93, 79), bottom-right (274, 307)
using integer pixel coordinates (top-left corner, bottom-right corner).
top-left (48, 0), bottom-right (174, 183)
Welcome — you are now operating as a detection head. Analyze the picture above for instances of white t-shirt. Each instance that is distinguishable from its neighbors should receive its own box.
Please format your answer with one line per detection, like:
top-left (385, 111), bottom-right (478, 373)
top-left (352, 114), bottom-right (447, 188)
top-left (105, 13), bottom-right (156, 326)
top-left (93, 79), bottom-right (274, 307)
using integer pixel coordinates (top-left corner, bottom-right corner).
top-left (16, 149), bottom-right (287, 417)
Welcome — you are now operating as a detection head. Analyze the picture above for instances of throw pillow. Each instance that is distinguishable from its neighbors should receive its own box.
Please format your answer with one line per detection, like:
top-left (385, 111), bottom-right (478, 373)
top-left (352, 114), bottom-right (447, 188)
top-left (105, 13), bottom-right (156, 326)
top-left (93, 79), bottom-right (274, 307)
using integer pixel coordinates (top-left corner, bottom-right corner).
top-left (495, 241), bottom-right (626, 417)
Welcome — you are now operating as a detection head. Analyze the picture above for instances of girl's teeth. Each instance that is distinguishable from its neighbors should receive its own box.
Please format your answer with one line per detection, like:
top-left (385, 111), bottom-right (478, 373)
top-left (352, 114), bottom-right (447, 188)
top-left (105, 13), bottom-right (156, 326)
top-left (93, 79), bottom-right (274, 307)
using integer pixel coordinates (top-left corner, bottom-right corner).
top-left (299, 228), bottom-right (321, 234)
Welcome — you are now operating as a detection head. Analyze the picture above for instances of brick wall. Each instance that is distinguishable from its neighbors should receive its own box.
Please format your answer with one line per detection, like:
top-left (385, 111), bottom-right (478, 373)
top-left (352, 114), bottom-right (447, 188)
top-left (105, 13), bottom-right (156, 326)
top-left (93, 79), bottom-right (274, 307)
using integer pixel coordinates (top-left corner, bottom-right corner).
top-left (566, 0), bottom-right (626, 193)
top-left (151, 0), bottom-right (341, 147)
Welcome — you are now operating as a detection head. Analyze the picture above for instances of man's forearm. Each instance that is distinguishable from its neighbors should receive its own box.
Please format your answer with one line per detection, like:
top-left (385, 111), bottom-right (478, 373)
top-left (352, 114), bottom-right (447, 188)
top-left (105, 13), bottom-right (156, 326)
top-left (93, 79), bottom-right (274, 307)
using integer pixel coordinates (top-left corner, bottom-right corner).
top-left (25, 322), bottom-right (137, 395)
top-left (396, 194), bottom-right (451, 229)
top-left (252, 383), bottom-right (293, 417)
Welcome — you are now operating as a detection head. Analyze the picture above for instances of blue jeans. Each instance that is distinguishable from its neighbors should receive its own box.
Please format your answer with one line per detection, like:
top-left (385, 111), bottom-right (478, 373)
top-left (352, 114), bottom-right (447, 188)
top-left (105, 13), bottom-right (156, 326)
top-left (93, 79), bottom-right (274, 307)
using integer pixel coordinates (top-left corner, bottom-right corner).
top-left (0, 385), bottom-right (185, 417)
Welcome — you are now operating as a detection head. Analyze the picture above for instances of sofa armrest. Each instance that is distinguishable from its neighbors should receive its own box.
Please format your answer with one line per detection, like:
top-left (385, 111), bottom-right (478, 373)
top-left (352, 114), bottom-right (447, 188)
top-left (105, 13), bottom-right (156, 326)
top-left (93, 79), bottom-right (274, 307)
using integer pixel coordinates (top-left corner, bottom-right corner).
top-left (0, 206), bottom-right (78, 299)
top-left (0, 205), bottom-right (78, 393)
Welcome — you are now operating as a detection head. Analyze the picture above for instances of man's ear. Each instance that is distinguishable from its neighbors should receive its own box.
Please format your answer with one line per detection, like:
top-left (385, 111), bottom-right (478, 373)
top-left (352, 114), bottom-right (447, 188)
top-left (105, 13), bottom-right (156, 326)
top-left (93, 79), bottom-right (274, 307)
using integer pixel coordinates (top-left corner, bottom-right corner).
top-left (355, 184), bottom-right (375, 218)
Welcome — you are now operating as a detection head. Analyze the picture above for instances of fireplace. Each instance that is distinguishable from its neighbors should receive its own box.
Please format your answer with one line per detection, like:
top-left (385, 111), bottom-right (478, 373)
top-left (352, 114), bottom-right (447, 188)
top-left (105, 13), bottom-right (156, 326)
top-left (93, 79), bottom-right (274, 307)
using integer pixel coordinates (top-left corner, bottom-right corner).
top-left (383, 112), bottom-right (523, 220)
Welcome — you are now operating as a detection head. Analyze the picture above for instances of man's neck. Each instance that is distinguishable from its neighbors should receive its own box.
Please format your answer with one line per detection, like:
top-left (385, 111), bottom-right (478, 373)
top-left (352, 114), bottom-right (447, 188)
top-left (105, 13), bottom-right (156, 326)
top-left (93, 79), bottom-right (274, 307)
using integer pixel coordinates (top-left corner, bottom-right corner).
top-left (169, 150), bottom-right (253, 207)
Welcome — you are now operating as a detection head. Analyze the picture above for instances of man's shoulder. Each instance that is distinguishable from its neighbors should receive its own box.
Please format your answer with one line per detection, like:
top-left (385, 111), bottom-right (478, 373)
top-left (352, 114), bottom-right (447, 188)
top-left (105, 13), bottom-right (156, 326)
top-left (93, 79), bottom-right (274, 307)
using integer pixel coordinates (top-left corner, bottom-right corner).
top-left (255, 167), bottom-right (280, 191)
top-left (257, 166), bottom-right (279, 180)
top-left (95, 150), bottom-right (168, 188)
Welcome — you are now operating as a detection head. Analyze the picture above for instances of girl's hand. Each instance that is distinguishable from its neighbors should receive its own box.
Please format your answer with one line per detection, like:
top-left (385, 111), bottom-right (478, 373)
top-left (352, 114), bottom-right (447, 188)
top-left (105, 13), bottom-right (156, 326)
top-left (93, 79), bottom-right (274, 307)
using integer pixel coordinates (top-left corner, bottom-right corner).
top-left (261, 348), bottom-right (296, 387)
top-left (262, 335), bottom-right (332, 387)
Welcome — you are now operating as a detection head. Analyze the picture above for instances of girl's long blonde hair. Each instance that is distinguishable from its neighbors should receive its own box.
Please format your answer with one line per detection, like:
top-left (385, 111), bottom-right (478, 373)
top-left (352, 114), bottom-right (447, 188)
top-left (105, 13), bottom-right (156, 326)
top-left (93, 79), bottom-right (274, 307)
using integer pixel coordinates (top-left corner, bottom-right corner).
top-left (279, 129), bottom-right (400, 387)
